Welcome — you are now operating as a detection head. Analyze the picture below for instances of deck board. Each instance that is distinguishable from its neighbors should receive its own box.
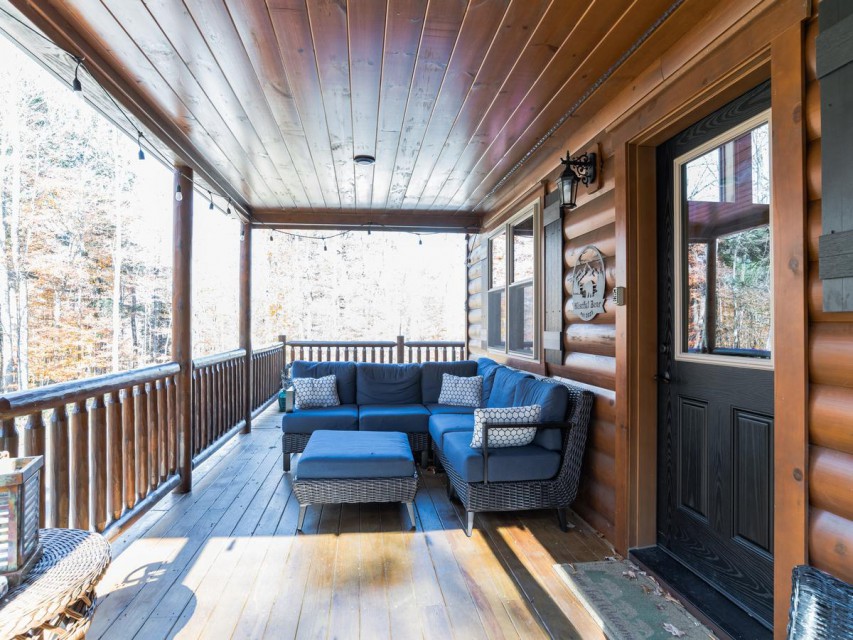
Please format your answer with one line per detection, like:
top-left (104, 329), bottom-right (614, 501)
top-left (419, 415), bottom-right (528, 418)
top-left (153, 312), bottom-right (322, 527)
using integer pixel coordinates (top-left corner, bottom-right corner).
top-left (90, 405), bottom-right (614, 639)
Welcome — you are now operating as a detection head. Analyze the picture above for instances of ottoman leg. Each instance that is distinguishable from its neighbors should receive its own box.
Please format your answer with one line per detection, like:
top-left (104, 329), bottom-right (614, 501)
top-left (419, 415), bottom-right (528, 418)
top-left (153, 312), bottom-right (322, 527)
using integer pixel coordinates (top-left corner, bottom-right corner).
top-left (297, 505), bottom-right (307, 532)
top-left (420, 449), bottom-right (429, 469)
top-left (465, 511), bottom-right (474, 537)
top-left (283, 453), bottom-right (291, 472)
top-left (405, 502), bottom-right (416, 529)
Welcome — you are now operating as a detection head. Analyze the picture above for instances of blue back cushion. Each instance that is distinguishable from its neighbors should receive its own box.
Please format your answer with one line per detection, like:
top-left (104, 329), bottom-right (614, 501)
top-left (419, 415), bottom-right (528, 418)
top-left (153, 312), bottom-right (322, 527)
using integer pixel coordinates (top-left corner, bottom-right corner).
top-left (356, 363), bottom-right (422, 405)
top-left (486, 367), bottom-right (533, 408)
top-left (291, 361), bottom-right (357, 405)
top-left (421, 361), bottom-right (479, 403)
top-left (476, 358), bottom-right (503, 405)
top-left (513, 377), bottom-right (570, 451)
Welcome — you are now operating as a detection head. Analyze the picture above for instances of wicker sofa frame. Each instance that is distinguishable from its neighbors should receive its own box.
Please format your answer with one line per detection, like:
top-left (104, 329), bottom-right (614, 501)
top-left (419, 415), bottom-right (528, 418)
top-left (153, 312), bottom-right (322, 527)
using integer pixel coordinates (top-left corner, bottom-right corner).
top-left (283, 431), bottom-right (429, 471)
top-left (434, 384), bottom-right (594, 537)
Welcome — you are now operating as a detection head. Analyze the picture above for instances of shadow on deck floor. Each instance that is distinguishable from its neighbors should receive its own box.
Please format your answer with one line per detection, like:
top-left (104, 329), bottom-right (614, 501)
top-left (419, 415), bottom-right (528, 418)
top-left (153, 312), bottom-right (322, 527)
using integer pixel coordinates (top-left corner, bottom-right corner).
top-left (89, 405), bottom-right (614, 640)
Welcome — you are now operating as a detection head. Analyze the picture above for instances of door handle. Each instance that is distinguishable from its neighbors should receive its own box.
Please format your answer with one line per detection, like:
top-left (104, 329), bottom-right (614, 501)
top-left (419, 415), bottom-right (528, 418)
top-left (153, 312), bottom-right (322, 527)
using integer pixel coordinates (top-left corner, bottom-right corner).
top-left (654, 372), bottom-right (671, 384)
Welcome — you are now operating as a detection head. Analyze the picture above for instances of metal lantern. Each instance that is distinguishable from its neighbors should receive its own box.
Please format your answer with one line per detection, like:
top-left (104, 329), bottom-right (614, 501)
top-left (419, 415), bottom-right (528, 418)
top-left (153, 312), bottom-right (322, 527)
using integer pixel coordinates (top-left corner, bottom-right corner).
top-left (558, 151), bottom-right (598, 209)
top-left (0, 455), bottom-right (44, 587)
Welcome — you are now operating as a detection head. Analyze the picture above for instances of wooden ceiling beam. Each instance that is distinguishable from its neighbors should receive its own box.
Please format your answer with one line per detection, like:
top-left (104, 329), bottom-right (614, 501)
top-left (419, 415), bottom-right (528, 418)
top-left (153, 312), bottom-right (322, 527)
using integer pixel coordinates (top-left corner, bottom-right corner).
top-left (252, 209), bottom-right (481, 233)
top-left (5, 0), bottom-right (253, 221)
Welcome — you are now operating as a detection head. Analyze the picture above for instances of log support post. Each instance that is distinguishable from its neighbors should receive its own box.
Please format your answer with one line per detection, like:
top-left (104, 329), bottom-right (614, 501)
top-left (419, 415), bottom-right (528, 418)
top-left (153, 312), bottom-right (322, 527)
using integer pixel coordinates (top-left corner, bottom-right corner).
top-left (240, 222), bottom-right (252, 433)
top-left (173, 166), bottom-right (193, 493)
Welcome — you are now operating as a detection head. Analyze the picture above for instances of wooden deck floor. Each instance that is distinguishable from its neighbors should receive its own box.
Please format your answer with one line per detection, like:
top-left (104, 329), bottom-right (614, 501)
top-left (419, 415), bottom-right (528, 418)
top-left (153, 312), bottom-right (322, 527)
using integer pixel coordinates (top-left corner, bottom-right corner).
top-left (90, 405), bottom-right (614, 640)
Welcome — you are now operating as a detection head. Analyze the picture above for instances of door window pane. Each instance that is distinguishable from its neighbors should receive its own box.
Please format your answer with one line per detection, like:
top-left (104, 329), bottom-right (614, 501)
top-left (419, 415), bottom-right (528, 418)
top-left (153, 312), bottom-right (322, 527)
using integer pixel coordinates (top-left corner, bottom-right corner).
top-left (509, 282), bottom-right (534, 355)
top-left (681, 121), bottom-right (771, 360)
top-left (512, 216), bottom-right (534, 282)
top-left (490, 233), bottom-right (505, 288)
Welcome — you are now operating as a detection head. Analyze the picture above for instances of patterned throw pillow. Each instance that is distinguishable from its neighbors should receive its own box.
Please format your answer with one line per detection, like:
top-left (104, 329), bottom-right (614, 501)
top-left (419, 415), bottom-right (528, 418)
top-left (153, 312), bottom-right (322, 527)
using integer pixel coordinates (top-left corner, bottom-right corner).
top-left (438, 374), bottom-right (483, 407)
top-left (293, 374), bottom-right (340, 409)
top-left (470, 405), bottom-right (542, 448)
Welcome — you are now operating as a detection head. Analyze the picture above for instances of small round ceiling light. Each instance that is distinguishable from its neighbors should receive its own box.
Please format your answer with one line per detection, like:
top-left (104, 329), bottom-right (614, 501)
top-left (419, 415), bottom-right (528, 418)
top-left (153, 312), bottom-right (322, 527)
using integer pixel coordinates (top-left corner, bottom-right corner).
top-left (354, 154), bottom-right (376, 165)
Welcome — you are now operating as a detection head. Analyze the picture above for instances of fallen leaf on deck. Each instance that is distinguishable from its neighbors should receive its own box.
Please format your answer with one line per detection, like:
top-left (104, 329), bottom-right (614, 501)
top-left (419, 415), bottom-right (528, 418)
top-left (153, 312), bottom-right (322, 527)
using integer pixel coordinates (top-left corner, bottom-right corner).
top-left (663, 622), bottom-right (686, 637)
top-left (622, 570), bottom-right (638, 580)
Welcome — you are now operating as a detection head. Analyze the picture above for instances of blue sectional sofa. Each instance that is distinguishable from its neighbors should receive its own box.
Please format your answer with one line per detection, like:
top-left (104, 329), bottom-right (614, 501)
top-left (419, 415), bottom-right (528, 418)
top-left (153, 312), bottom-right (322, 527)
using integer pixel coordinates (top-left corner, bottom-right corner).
top-left (282, 357), bottom-right (594, 536)
top-left (281, 359), bottom-right (478, 471)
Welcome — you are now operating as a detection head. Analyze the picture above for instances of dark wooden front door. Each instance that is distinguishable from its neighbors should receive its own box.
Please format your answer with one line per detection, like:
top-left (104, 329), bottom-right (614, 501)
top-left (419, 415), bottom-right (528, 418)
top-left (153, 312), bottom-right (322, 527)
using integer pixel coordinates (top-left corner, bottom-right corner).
top-left (656, 82), bottom-right (774, 628)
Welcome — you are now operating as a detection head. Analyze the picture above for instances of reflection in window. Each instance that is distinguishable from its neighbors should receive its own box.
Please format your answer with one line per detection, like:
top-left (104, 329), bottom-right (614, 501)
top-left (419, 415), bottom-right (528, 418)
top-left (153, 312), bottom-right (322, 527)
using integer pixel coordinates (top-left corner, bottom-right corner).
top-left (487, 289), bottom-right (506, 349)
top-left (490, 233), bottom-right (505, 288)
top-left (513, 216), bottom-right (534, 282)
top-left (509, 282), bottom-right (534, 355)
top-left (681, 119), bottom-right (771, 360)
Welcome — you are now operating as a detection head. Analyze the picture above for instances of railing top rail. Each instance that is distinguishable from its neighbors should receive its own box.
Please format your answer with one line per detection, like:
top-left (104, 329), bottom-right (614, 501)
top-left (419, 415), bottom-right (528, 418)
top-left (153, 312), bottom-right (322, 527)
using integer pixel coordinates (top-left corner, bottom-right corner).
top-left (287, 340), bottom-right (397, 347)
top-left (404, 341), bottom-right (466, 347)
top-left (192, 349), bottom-right (247, 368)
top-left (253, 343), bottom-right (285, 355)
top-left (0, 361), bottom-right (180, 417)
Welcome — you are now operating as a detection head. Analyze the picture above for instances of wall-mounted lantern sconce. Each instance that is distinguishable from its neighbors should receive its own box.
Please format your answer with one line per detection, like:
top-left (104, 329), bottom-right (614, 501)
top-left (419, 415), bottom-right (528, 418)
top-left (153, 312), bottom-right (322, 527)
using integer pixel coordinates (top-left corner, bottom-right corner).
top-left (558, 151), bottom-right (598, 209)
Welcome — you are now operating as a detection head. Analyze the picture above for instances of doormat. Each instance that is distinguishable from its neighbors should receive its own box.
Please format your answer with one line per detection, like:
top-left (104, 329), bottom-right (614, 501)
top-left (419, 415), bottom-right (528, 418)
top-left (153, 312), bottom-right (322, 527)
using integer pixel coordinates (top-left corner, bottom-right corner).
top-left (555, 560), bottom-right (715, 640)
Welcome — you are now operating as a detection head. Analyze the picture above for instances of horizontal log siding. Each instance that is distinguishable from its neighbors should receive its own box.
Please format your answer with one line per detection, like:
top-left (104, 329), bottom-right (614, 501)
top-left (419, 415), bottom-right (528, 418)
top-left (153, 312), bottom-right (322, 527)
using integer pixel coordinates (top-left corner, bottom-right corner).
top-left (805, 15), bottom-right (853, 585)
top-left (467, 184), bottom-right (618, 542)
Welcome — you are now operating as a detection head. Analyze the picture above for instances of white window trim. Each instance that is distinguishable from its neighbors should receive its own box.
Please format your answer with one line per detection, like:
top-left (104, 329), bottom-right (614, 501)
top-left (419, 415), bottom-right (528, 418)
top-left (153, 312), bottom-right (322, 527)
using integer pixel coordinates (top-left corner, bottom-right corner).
top-left (485, 200), bottom-right (541, 361)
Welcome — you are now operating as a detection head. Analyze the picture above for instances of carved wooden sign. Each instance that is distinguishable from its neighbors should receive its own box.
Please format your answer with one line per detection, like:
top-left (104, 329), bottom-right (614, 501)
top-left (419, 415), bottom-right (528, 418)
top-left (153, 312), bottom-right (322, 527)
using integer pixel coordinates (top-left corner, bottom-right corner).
top-left (572, 245), bottom-right (606, 321)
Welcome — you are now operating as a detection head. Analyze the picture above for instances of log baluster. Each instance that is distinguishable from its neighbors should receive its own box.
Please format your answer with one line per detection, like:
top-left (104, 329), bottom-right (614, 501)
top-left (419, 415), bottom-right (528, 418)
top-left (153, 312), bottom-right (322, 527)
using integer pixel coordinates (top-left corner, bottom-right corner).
top-left (0, 417), bottom-right (18, 455)
top-left (147, 382), bottom-right (159, 491)
top-left (106, 391), bottom-right (122, 523)
top-left (89, 395), bottom-right (107, 532)
top-left (134, 384), bottom-right (149, 501)
top-left (24, 411), bottom-right (46, 526)
top-left (199, 367), bottom-right (208, 454)
top-left (166, 376), bottom-right (176, 474)
top-left (121, 389), bottom-right (136, 512)
top-left (68, 401), bottom-right (88, 530)
top-left (50, 407), bottom-right (69, 527)
top-left (157, 379), bottom-right (167, 482)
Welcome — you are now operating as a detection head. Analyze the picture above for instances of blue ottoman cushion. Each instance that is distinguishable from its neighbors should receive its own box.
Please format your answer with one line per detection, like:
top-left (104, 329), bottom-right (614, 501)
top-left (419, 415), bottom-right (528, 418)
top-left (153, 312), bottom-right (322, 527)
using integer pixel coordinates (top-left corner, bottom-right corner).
top-left (359, 404), bottom-right (430, 433)
top-left (296, 430), bottom-right (415, 479)
top-left (282, 405), bottom-right (359, 434)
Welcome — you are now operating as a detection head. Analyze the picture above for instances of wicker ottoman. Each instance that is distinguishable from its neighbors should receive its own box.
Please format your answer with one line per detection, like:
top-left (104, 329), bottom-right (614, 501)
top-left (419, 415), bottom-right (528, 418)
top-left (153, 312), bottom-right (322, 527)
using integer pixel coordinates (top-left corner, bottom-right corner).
top-left (293, 430), bottom-right (418, 531)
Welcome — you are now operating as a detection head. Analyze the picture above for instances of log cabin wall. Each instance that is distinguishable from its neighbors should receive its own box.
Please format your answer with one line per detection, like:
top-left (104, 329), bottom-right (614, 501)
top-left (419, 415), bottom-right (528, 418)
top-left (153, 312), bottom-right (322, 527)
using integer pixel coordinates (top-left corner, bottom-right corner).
top-left (805, 13), bottom-right (853, 586)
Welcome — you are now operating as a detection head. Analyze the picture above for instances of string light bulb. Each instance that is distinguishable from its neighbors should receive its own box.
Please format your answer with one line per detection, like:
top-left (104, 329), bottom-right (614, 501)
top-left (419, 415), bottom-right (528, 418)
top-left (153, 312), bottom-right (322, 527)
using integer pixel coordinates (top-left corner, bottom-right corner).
top-left (137, 132), bottom-right (145, 160)
top-left (269, 234), bottom-right (274, 242)
top-left (226, 198), bottom-right (232, 217)
top-left (323, 240), bottom-right (328, 252)
top-left (208, 191), bottom-right (214, 210)
top-left (175, 184), bottom-right (183, 202)
top-left (418, 236), bottom-right (423, 246)
top-left (71, 57), bottom-right (83, 98)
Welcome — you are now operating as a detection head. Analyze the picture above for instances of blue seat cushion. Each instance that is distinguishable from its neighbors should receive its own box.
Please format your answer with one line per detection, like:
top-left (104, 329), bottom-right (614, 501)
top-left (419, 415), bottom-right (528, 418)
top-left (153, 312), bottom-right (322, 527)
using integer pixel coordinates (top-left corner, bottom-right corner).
top-left (420, 361), bottom-right (479, 403)
top-left (281, 404), bottom-right (359, 435)
top-left (428, 413), bottom-right (475, 448)
top-left (291, 361), bottom-right (357, 405)
top-left (356, 363), bottom-right (422, 405)
top-left (476, 358), bottom-right (502, 405)
top-left (358, 404), bottom-right (430, 433)
top-left (425, 403), bottom-right (477, 415)
top-left (513, 378), bottom-right (570, 451)
top-left (296, 430), bottom-right (415, 480)
top-left (486, 367), bottom-right (533, 408)
top-left (441, 431), bottom-right (561, 483)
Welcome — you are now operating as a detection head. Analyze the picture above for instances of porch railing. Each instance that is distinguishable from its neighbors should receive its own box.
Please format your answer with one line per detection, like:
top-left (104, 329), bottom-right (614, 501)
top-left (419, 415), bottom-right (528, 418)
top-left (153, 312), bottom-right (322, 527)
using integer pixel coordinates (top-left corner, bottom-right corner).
top-left (283, 336), bottom-right (467, 365)
top-left (0, 343), bottom-right (285, 538)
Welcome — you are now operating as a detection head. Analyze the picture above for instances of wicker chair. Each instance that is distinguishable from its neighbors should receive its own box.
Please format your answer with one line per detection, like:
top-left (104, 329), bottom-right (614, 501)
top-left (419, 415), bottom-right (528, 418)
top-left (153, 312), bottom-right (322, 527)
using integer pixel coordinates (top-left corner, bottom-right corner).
top-left (434, 384), bottom-right (594, 536)
top-left (787, 565), bottom-right (853, 639)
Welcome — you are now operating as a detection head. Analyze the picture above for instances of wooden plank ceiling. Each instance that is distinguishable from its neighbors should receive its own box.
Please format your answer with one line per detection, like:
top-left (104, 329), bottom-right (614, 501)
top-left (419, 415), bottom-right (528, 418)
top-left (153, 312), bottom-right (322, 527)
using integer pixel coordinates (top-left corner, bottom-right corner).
top-left (2, 0), bottom-right (685, 227)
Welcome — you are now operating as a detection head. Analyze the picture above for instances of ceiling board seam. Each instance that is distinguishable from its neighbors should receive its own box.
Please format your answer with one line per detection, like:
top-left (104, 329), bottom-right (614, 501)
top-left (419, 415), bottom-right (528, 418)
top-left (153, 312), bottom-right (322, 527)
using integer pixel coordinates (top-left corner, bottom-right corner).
top-left (94, 0), bottom-right (279, 207)
top-left (399, 0), bottom-right (533, 208)
top-left (437, 0), bottom-right (605, 209)
top-left (415, 0), bottom-right (566, 210)
top-left (465, 0), bottom-right (688, 212)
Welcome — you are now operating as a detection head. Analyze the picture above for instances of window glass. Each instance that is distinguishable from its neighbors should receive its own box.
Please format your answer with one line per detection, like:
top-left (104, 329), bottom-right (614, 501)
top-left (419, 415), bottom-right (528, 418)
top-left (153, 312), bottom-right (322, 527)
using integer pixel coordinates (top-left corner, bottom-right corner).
top-left (512, 216), bottom-right (534, 282)
top-left (509, 282), bottom-right (534, 355)
top-left (681, 121), bottom-right (771, 360)
top-left (490, 233), bottom-right (505, 288)
top-left (487, 289), bottom-right (506, 349)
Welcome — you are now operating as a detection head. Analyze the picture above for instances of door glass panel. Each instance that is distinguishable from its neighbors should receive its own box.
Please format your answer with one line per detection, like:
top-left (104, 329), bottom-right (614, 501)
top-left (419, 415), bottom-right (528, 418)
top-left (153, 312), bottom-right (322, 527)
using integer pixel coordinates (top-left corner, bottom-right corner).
top-left (680, 120), bottom-right (771, 362)
top-left (490, 233), bottom-right (505, 288)
top-left (512, 216), bottom-right (534, 282)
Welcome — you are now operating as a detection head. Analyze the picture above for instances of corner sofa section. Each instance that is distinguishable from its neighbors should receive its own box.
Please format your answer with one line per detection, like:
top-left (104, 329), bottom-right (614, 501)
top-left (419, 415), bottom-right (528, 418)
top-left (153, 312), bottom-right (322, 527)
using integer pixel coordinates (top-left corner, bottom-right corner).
top-left (281, 359), bottom-right (478, 471)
